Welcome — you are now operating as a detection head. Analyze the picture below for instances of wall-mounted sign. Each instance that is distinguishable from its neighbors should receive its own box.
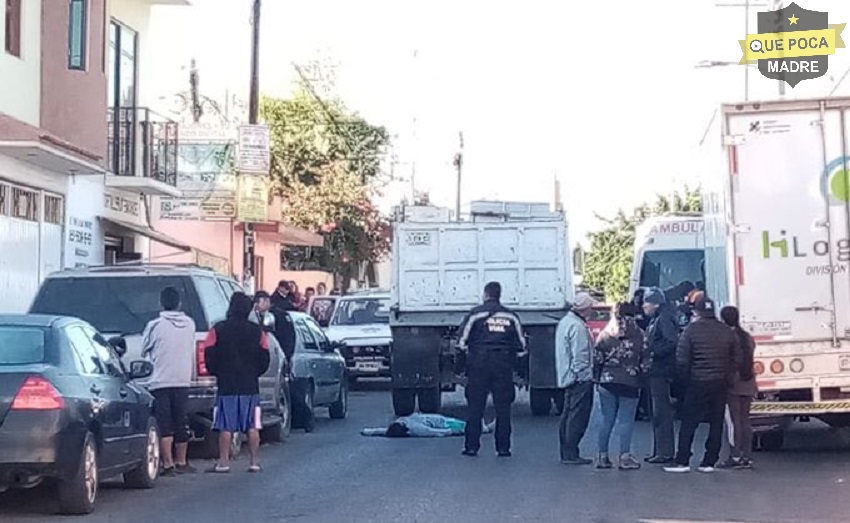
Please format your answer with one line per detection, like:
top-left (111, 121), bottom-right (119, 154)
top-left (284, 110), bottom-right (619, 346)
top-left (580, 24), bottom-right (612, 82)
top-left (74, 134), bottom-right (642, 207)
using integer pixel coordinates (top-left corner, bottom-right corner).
top-left (237, 125), bottom-right (270, 174)
top-left (160, 198), bottom-right (236, 221)
top-left (237, 175), bottom-right (268, 223)
top-left (105, 191), bottom-right (139, 218)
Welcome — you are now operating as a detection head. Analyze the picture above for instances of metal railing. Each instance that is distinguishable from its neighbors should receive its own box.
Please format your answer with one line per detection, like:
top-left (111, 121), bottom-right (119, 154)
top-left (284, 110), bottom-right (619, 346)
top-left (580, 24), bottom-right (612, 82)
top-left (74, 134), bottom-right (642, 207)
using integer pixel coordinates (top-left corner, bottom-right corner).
top-left (107, 107), bottom-right (178, 186)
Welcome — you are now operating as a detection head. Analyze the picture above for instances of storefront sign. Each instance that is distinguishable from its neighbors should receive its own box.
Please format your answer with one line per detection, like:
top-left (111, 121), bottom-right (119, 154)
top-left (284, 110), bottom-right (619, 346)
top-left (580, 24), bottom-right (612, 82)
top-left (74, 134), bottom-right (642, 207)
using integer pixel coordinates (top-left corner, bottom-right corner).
top-left (160, 198), bottom-right (236, 221)
top-left (65, 177), bottom-right (105, 269)
top-left (105, 191), bottom-right (139, 218)
top-left (237, 175), bottom-right (268, 223)
top-left (237, 125), bottom-right (270, 174)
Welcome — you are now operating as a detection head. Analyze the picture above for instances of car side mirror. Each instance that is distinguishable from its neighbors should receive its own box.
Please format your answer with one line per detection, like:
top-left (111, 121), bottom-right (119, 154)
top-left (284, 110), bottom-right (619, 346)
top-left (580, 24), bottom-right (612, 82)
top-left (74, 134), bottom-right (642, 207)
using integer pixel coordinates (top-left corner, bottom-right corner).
top-left (328, 341), bottom-right (345, 353)
top-left (128, 360), bottom-right (153, 380)
top-left (108, 336), bottom-right (127, 357)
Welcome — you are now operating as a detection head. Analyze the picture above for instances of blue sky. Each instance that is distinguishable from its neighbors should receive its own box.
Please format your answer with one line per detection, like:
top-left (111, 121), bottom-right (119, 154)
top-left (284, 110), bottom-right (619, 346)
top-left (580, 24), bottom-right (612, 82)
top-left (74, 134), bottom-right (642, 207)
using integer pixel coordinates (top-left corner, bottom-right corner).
top-left (150, 0), bottom-right (850, 244)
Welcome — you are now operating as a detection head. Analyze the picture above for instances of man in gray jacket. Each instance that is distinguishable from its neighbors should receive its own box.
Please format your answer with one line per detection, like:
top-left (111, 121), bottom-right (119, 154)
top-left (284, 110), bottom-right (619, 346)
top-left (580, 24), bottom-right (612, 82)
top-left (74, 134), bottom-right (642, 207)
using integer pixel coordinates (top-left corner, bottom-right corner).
top-left (555, 292), bottom-right (596, 465)
top-left (141, 287), bottom-right (197, 475)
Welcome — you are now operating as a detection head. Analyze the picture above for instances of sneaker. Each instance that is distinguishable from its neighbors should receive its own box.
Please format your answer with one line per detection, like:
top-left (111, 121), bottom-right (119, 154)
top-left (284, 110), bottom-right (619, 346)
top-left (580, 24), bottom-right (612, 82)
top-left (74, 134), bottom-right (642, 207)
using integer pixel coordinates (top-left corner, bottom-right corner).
top-left (160, 466), bottom-right (176, 477)
top-left (716, 458), bottom-right (741, 470)
top-left (175, 464), bottom-right (197, 474)
top-left (497, 451), bottom-right (512, 458)
top-left (663, 465), bottom-right (691, 473)
top-left (596, 454), bottom-right (613, 469)
top-left (561, 457), bottom-right (593, 466)
top-left (618, 454), bottom-right (641, 470)
top-left (698, 465), bottom-right (716, 473)
top-left (734, 458), bottom-right (753, 470)
top-left (461, 449), bottom-right (478, 457)
top-left (645, 455), bottom-right (676, 465)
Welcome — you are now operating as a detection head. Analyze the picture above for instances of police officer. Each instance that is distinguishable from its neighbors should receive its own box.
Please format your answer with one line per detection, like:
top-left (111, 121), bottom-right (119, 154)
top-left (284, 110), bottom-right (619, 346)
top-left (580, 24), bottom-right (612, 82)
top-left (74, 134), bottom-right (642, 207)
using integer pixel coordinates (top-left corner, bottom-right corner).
top-left (457, 281), bottom-right (527, 457)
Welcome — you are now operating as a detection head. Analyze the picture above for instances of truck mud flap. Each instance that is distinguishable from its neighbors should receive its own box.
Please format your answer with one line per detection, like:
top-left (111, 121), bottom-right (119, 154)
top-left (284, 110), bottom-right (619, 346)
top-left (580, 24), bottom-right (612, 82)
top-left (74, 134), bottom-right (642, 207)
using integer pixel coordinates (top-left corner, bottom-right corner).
top-left (526, 324), bottom-right (559, 389)
top-left (390, 326), bottom-right (442, 389)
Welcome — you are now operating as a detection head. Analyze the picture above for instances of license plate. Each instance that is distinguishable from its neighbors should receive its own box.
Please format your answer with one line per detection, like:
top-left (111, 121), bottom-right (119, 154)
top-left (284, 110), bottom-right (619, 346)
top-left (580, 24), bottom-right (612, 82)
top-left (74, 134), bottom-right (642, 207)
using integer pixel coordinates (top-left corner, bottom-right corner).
top-left (355, 361), bottom-right (382, 372)
top-left (840, 356), bottom-right (850, 371)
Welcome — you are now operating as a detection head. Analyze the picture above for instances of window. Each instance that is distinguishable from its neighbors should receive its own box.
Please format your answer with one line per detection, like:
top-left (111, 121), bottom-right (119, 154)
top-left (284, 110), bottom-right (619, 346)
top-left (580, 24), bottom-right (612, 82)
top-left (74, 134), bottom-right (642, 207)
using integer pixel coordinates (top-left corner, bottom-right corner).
top-left (108, 20), bottom-right (137, 108)
top-left (11, 186), bottom-right (38, 221)
top-left (638, 249), bottom-right (705, 291)
top-left (0, 327), bottom-right (46, 365)
top-left (5, 0), bottom-right (21, 57)
top-left (82, 326), bottom-right (124, 378)
top-left (331, 298), bottom-right (390, 326)
top-left (31, 276), bottom-right (199, 334)
top-left (44, 195), bottom-right (64, 225)
top-left (68, 0), bottom-right (87, 70)
top-left (294, 320), bottom-right (318, 352)
top-left (66, 326), bottom-right (104, 375)
top-left (194, 277), bottom-right (230, 326)
top-left (0, 183), bottom-right (8, 216)
top-left (304, 317), bottom-right (329, 347)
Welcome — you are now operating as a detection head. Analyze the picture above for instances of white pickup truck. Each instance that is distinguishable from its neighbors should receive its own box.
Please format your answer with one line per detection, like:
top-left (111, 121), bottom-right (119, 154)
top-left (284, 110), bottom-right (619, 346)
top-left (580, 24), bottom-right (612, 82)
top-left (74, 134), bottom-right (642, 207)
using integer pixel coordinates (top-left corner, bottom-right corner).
top-left (703, 96), bottom-right (850, 449)
top-left (388, 201), bottom-right (575, 417)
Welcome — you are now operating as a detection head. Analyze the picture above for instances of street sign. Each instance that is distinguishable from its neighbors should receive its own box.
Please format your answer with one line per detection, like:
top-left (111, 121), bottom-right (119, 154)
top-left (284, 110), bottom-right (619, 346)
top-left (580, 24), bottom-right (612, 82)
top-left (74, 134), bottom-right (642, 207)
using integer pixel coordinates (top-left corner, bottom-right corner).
top-left (237, 175), bottom-right (268, 223)
top-left (237, 125), bottom-right (271, 174)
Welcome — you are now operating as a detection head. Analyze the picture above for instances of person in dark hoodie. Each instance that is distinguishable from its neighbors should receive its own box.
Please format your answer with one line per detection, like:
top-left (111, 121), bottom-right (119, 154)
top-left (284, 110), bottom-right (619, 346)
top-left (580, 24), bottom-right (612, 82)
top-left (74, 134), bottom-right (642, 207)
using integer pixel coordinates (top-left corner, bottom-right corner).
top-left (642, 287), bottom-right (680, 465)
top-left (203, 292), bottom-right (271, 473)
top-left (718, 305), bottom-right (758, 470)
top-left (593, 303), bottom-right (651, 470)
top-left (664, 298), bottom-right (738, 473)
top-left (271, 280), bottom-right (297, 312)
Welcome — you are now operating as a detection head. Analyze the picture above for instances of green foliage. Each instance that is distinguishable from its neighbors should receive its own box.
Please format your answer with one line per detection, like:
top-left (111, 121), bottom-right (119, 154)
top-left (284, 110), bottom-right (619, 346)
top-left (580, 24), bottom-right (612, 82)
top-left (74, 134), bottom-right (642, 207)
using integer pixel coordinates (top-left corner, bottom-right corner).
top-left (582, 187), bottom-right (702, 303)
top-left (261, 88), bottom-right (391, 281)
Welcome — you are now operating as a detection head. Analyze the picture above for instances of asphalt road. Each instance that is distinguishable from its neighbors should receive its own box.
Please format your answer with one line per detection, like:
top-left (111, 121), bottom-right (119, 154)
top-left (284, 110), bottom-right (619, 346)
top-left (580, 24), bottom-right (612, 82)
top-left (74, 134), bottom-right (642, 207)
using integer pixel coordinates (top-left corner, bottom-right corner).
top-left (2, 384), bottom-right (850, 523)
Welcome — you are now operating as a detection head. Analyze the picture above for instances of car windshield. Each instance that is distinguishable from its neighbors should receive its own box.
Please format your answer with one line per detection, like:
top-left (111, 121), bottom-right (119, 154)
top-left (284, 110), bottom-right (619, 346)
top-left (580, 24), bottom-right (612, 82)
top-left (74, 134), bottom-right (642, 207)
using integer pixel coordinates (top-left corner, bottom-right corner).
top-left (0, 326), bottom-right (46, 365)
top-left (30, 276), bottom-right (200, 335)
top-left (638, 249), bottom-right (705, 291)
top-left (331, 298), bottom-right (390, 326)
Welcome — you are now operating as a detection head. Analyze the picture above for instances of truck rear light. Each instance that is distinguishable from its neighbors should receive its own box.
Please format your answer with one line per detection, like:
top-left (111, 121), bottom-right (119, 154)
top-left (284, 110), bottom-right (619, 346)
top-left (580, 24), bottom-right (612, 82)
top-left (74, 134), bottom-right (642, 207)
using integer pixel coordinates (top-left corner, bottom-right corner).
top-left (753, 361), bottom-right (765, 376)
top-left (197, 339), bottom-right (209, 377)
top-left (789, 358), bottom-right (804, 373)
top-left (770, 359), bottom-right (784, 374)
top-left (11, 377), bottom-right (65, 410)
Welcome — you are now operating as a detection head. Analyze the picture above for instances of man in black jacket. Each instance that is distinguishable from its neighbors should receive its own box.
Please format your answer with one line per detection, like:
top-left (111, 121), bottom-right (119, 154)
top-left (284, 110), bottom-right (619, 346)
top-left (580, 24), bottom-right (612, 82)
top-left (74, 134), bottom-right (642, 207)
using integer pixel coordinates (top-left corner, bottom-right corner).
top-left (642, 287), bottom-right (679, 464)
top-left (457, 282), bottom-right (527, 457)
top-left (665, 298), bottom-right (737, 473)
top-left (203, 292), bottom-right (271, 473)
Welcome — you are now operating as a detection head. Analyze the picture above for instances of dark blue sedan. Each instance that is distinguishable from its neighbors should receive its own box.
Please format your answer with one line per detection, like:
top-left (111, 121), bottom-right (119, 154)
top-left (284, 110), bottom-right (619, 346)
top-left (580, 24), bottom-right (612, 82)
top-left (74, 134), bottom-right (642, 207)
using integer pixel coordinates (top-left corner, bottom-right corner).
top-left (0, 315), bottom-right (159, 514)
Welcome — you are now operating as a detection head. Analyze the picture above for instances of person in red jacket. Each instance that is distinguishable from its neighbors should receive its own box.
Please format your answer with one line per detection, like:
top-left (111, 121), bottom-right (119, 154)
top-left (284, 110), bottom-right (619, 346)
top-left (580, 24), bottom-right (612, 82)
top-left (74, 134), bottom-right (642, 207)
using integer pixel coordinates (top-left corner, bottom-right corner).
top-left (203, 292), bottom-right (271, 473)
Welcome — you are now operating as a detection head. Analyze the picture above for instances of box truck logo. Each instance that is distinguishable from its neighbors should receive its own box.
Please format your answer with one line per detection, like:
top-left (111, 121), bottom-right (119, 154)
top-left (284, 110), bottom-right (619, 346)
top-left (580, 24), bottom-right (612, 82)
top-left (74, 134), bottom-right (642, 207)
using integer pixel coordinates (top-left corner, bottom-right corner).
top-left (822, 156), bottom-right (850, 206)
top-left (738, 3), bottom-right (846, 88)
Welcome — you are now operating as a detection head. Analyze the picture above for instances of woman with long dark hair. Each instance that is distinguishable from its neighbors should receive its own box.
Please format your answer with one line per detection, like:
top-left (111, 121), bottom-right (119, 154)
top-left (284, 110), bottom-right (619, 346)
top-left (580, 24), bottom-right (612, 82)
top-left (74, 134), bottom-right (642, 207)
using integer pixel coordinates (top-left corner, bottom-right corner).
top-left (720, 305), bottom-right (757, 469)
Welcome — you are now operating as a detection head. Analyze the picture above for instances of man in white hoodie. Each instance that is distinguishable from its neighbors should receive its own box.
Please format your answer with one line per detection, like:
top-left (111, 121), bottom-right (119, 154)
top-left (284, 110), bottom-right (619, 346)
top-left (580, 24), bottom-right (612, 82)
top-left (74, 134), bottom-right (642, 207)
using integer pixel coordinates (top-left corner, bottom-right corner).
top-left (142, 287), bottom-right (197, 475)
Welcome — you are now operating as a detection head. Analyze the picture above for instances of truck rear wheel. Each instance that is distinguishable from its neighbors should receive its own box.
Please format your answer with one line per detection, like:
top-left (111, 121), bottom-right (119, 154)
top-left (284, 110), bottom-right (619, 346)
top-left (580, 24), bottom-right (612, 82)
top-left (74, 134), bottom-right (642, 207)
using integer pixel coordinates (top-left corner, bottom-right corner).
top-left (530, 388), bottom-right (553, 416)
top-left (392, 389), bottom-right (416, 416)
top-left (417, 387), bottom-right (442, 414)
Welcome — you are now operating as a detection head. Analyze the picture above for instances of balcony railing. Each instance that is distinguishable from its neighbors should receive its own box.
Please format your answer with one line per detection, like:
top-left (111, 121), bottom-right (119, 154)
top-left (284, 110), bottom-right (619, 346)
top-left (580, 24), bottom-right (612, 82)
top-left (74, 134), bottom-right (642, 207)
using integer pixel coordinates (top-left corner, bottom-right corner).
top-left (107, 107), bottom-right (178, 186)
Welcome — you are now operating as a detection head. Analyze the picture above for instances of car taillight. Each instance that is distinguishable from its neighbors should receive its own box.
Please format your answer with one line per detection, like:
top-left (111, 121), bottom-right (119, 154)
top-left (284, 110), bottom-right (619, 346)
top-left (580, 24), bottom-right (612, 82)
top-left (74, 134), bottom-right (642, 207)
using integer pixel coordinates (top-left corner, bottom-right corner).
top-left (11, 377), bottom-right (65, 410)
top-left (197, 339), bottom-right (209, 376)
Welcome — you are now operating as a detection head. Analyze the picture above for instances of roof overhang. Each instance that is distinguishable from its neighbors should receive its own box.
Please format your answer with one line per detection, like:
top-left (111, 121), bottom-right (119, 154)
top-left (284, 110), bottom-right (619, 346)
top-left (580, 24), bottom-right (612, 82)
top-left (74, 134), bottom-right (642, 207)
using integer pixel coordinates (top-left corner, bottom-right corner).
top-left (235, 222), bottom-right (324, 247)
top-left (0, 141), bottom-right (104, 175)
top-left (98, 216), bottom-right (191, 251)
top-left (104, 175), bottom-right (182, 197)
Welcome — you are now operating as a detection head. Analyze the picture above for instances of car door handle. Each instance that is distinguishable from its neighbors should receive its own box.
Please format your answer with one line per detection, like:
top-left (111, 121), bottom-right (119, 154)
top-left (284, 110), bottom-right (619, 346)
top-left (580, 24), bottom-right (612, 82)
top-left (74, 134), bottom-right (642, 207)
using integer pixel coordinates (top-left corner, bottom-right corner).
top-left (119, 388), bottom-right (128, 398)
top-left (90, 384), bottom-right (102, 395)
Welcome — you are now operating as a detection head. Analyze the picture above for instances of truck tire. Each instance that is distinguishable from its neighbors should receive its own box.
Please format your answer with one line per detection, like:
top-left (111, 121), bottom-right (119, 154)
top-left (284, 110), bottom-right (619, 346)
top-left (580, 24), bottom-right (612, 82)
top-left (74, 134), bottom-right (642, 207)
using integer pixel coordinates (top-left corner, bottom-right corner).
top-left (530, 388), bottom-right (552, 416)
top-left (417, 387), bottom-right (442, 414)
top-left (392, 389), bottom-right (416, 416)
top-left (819, 414), bottom-right (850, 428)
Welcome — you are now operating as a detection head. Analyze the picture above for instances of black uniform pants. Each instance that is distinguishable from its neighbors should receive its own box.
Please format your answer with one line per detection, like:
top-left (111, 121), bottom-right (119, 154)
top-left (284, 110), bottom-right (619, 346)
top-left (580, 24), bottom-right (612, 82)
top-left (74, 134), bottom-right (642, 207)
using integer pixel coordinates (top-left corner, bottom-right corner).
top-left (465, 365), bottom-right (515, 453)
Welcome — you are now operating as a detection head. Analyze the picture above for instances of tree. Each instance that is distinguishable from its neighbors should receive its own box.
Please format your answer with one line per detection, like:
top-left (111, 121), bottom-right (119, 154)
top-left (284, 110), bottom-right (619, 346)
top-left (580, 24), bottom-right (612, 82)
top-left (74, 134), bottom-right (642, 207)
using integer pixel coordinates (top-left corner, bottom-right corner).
top-left (582, 187), bottom-right (702, 303)
top-left (261, 87), bottom-right (391, 289)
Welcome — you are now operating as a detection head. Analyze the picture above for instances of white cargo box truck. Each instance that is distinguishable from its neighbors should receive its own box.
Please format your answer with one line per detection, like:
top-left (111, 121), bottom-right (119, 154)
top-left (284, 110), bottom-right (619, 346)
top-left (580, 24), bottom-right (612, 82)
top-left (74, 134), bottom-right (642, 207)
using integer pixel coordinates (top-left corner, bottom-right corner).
top-left (704, 97), bottom-right (850, 447)
top-left (389, 201), bottom-right (575, 416)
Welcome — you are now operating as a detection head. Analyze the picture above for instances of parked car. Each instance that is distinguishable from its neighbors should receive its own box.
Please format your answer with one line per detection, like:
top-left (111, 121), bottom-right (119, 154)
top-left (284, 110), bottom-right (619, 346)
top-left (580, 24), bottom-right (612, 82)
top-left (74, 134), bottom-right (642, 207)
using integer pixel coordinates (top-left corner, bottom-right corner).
top-left (287, 312), bottom-right (348, 432)
top-left (28, 264), bottom-right (290, 458)
top-left (0, 315), bottom-right (158, 514)
top-left (324, 292), bottom-right (392, 384)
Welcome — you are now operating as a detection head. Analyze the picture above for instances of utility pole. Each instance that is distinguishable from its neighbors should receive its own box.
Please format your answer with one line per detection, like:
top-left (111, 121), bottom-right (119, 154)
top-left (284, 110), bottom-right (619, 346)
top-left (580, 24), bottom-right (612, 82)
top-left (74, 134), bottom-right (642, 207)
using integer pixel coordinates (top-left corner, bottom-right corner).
top-left (243, 0), bottom-right (261, 294)
top-left (453, 132), bottom-right (464, 221)
top-left (715, 1), bottom-right (768, 101)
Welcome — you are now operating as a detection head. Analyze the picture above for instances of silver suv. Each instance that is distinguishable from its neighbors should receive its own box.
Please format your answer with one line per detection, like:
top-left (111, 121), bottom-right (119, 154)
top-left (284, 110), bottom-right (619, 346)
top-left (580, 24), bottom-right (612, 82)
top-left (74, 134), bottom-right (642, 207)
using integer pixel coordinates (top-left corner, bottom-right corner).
top-left (28, 263), bottom-right (291, 457)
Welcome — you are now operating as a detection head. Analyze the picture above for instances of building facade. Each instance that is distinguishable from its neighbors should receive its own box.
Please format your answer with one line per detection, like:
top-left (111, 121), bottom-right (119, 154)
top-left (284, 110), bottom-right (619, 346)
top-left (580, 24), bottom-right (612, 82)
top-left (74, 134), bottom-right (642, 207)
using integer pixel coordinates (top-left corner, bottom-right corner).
top-left (0, 0), bottom-right (189, 313)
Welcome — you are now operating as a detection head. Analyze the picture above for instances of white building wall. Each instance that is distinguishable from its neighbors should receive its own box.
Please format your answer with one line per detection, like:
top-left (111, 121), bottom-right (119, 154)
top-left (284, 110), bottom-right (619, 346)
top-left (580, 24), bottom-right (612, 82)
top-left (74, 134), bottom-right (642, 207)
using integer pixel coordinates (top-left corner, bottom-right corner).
top-left (0, 0), bottom-right (42, 126)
